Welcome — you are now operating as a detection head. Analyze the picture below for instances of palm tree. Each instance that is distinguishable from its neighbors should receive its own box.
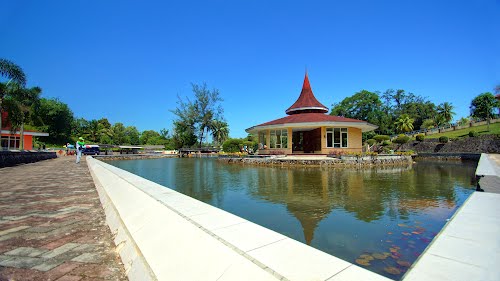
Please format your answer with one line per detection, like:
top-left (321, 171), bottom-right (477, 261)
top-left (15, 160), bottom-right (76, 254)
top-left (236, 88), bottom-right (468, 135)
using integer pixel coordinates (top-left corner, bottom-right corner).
top-left (85, 119), bottom-right (99, 143)
top-left (0, 59), bottom-right (27, 135)
top-left (9, 86), bottom-right (41, 150)
top-left (394, 114), bottom-right (414, 133)
top-left (437, 102), bottom-right (455, 125)
top-left (210, 120), bottom-right (229, 146)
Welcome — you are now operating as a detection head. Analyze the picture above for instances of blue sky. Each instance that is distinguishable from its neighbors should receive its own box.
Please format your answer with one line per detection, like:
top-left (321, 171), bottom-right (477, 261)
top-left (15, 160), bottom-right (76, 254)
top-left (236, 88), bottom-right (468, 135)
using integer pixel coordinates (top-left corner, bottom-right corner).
top-left (2, 0), bottom-right (498, 138)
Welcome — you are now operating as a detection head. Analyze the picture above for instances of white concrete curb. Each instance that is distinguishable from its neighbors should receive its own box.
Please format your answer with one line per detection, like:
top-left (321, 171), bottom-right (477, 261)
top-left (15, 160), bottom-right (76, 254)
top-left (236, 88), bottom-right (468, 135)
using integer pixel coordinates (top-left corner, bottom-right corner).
top-left (87, 156), bottom-right (390, 281)
top-left (476, 153), bottom-right (497, 176)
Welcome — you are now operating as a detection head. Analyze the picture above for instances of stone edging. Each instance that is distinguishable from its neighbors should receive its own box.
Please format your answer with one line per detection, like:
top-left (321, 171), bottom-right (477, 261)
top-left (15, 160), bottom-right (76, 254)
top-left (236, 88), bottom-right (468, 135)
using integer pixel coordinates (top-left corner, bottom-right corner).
top-left (219, 155), bottom-right (413, 167)
top-left (0, 151), bottom-right (57, 168)
top-left (86, 156), bottom-right (391, 281)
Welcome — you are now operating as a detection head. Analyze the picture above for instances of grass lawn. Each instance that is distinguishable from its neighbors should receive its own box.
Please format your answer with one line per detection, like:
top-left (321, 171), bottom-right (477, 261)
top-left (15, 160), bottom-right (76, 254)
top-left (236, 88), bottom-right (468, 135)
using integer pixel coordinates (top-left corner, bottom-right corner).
top-left (425, 122), bottom-right (500, 139)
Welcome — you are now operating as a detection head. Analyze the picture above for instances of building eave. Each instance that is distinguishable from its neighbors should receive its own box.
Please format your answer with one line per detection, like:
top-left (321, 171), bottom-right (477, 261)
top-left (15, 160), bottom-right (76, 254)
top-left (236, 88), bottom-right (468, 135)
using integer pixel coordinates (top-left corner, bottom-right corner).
top-left (1, 130), bottom-right (49, 137)
top-left (246, 121), bottom-right (378, 134)
top-left (285, 106), bottom-right (329, 114)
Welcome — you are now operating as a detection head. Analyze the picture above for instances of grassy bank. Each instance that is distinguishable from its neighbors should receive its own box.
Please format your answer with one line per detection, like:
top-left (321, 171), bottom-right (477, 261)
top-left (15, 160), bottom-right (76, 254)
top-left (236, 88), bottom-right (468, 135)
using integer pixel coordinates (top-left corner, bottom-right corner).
top-left (425, 122), bottom-right (500, 139)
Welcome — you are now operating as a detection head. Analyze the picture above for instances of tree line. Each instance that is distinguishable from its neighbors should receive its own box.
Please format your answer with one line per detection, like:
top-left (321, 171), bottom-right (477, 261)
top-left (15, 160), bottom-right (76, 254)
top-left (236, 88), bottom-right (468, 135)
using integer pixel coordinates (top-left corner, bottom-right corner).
top-left (1, 58), bottom-right (175, 148)
top-left (330, 88), bottom-right (500, 137)
top-left (3, 57), bottom-right (497, 150)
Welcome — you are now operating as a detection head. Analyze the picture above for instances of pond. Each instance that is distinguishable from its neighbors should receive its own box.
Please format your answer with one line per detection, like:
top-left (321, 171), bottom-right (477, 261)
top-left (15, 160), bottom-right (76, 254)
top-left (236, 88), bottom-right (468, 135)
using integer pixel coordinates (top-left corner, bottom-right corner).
top-left (109, 158), bottom-right (476, 280)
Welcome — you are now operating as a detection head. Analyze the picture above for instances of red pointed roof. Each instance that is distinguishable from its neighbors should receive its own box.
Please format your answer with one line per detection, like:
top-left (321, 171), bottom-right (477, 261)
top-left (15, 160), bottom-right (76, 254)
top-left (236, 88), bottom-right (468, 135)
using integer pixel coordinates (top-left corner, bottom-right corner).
top-left (285, 73), bottom-right (329, 115)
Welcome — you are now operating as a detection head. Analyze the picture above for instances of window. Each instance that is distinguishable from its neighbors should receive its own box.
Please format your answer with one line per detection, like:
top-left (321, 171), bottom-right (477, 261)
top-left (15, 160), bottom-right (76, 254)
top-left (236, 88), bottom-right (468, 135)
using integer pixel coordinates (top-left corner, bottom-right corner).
top-left (270, 129), bottom-right (288, 149)
top-left (259, 132), bottom-right (267, 149)
top-left (326, 128), bottom-right (348, 148)
top-left (1, 136), bottom-right (20, 150)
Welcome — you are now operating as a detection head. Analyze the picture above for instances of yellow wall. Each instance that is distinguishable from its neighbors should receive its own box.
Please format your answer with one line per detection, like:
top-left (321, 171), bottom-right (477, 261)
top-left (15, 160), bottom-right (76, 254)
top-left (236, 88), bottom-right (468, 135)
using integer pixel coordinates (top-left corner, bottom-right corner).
top-left (319, 127), bottom-right (363, 154)
top-left (257, 126), bottom-right (363, 154)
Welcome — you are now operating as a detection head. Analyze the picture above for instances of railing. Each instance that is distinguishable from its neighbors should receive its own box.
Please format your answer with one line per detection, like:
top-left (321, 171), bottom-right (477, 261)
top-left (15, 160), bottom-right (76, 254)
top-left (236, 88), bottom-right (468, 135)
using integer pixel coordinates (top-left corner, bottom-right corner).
top-left (389, 118), bottom-right (500, 139)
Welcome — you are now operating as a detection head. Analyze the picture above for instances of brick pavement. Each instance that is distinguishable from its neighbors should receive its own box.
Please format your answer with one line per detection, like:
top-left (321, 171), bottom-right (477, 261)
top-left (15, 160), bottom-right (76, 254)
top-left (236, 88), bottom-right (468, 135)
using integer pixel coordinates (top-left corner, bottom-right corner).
top-left (0, 156), bottom-right (127, 281)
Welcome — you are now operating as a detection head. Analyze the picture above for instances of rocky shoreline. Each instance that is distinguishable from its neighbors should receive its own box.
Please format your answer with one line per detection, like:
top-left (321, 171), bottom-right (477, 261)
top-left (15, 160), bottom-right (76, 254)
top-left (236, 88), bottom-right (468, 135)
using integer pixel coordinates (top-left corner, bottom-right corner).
top-left (219, 155), bottom-right (413, 167)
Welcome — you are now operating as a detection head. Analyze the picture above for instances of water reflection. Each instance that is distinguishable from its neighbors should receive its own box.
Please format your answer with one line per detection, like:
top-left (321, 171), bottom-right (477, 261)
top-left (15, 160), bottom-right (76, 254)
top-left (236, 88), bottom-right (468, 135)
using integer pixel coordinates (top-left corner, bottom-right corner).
top-left (110, 158), bottom-right (476, 280)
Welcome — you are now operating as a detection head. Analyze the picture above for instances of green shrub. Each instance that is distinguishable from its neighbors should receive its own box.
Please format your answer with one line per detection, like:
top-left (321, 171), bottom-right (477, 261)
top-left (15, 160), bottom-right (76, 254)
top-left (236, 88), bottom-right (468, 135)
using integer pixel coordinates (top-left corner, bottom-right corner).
top-left (381, 140), bottom-right (391, 146)
top-left (222, 138), bottom-right (243, 153)
top-left (416, 134), bottom-right (425, 142)
top-left (439, 136), bottom-right (449, 143)
top-left (469, 130), bottom-right (479, 137)
top-left (366, 139), bottom-right (376, 146)
top-left (373, 135), bottom-right (390, 143)
top-left (393, 134), bottom-right (410, 144)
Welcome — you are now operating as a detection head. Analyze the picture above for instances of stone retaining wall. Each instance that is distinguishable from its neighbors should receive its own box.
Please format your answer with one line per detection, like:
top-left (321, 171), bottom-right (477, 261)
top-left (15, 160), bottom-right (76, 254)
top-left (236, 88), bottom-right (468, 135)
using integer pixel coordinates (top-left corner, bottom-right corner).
top-left (220, 155), bottom-right (413, 167)
top-left (399, 135), bottom-right (500, 153)
top-left (414, 153), bottom-right (481, 161)
top-left (0, 151), bottom-right (57, 168)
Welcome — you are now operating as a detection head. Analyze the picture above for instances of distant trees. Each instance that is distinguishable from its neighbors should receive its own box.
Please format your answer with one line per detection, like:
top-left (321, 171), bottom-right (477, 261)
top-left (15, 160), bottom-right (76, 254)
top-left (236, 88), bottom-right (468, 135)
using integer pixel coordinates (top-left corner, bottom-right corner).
top-left (394, 114), bottom-right (414, 133)
top-left (470, 92), bottom-right (499, 120)
top-left (331, 89), bottom-right (438, 135)
top-left (0, 58), bottom-right (28, 134)
top-left (171, 83), bottom-right (225, 148)
top-left (330, 90), bottom-right (382, 126)
top-left (33, 98), bottom-right (74, 144)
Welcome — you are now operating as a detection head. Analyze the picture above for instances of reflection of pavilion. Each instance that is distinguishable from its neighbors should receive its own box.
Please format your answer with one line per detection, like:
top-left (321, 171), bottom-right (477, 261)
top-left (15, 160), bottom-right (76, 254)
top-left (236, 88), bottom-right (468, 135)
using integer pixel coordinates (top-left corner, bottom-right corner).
top-left (244, 162), bottom-right (467, 245)
top-left (249, 167), bottom-right (419, 244)
top-left (252, 169), bottom-right (339, 244)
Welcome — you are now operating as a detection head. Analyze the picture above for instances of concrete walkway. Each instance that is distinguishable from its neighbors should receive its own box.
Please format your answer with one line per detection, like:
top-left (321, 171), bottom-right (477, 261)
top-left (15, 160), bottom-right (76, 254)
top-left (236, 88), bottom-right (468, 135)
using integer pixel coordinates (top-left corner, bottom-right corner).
top-left (403, 153), bottom-right (500, 281)
top-left (476, 153), bottom-right (500, 193)
top-left (0, 156), bottom-right (126, 281)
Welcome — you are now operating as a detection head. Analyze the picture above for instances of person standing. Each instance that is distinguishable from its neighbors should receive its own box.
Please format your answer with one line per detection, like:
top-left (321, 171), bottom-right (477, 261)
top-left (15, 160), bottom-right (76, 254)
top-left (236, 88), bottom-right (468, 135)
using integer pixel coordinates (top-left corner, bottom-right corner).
top-left (76, 137), bottom-right (85, 164)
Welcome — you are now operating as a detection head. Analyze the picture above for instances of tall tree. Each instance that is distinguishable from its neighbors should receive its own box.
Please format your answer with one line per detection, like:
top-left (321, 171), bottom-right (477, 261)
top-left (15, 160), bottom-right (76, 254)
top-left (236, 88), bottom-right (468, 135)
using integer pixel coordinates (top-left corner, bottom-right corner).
top-left (171, 83), bottom-right (224, 148)
top-left (0, 59), bottom-right (27, 133)
top-left (111, 123), bottom-right (127, 145)
top-left (330, 90), bottom-right (382, 125)
top-left (394, 114), bottom-right (414, 133)
top-left (436, 102), bottom-right (455, 125)
top-left (84, 119), bottom-right (99, 143)
top-left (140, 130), bottom-right (162, 145)
top-left (32, 98), bottom-right (74, 144)
top-left (172, 120), bottom-right (197, 149)
top-left (8, 86), bottom-right (41, 149)
top-left (125, 126), bottom-right (140, 145)
top-left (470, 92), bottom-right (499, 120)
top-left (192, 83), bottom-right (223, 147)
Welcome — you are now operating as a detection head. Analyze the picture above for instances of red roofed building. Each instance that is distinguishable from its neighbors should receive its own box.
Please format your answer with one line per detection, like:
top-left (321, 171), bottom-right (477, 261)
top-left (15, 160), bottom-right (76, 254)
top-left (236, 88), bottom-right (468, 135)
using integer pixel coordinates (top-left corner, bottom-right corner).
top-left (1, 111), bottom-right (49, 150)
top-left (246, 73), bottom-right (377, 154)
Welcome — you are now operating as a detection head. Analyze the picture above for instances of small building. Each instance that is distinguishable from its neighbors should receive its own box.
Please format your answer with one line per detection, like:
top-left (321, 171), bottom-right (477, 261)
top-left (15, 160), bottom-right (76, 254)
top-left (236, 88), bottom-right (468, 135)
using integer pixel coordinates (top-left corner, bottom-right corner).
top-left (245, 73), bottom-right (377, 154)
top-left (1, 112), bottom-right (49, 150)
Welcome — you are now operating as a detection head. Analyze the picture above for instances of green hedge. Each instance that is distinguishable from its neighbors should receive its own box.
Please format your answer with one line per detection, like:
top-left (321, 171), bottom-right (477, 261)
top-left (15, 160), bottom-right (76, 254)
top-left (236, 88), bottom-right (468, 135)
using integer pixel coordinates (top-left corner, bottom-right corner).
top-left (222, 139), bottom-right (243, 153)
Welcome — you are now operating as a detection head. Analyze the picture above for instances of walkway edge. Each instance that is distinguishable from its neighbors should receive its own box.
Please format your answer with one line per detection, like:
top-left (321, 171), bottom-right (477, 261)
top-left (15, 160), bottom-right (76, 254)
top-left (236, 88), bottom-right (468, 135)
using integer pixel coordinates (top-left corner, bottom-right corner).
top-left (87, 157), bottom-right (157, 281)
top-left (86, 157), bottom-right (391, 281)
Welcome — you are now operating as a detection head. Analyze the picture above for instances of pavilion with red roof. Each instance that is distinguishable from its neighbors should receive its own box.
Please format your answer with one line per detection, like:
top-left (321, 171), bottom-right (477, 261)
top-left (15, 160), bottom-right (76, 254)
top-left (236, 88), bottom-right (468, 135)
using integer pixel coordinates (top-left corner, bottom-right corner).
top-left (246, 73), bottom-right (377, 154)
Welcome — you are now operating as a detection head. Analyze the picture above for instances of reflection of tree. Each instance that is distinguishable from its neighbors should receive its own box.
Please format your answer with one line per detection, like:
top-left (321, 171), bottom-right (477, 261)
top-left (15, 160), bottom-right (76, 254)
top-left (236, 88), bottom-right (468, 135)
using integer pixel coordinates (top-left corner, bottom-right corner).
top-left (246, 162), bottom-right (475, 245)
top-left (116, 158), bottom-right (477, 247)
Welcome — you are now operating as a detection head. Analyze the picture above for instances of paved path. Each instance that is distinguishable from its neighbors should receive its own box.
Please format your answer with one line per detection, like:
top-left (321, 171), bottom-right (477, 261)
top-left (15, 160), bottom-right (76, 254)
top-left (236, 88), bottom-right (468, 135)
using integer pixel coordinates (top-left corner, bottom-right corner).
top-left (0, 156), bottom-right (127, 281)
top-left (476, 153), bottom-right (500, 193)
